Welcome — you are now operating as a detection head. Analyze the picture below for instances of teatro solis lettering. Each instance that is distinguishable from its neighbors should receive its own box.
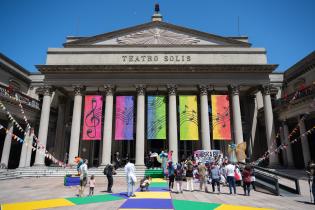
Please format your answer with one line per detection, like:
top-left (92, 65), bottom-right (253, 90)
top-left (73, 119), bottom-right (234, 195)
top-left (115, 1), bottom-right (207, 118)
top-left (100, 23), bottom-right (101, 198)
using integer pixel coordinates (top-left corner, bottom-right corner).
top-left (121, 55), bottom-right (191, 63)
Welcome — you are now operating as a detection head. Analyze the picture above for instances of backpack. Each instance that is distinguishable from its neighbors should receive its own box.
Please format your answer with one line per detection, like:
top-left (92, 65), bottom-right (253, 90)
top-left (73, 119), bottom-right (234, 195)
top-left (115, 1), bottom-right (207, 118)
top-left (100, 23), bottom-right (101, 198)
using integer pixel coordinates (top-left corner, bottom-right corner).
top-left (103, 164), bottom-right (110, 175)
top-left (187, 162), bottom-right (193, 171)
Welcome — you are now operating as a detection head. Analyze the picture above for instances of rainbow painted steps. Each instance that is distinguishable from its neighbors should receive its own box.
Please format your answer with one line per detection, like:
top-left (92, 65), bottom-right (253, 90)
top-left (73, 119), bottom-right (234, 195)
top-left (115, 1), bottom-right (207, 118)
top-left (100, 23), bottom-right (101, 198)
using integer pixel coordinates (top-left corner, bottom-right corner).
top-left (1, 194), bottom-right (124, 210)
top-left (1, 178), bottom-right (273, 210)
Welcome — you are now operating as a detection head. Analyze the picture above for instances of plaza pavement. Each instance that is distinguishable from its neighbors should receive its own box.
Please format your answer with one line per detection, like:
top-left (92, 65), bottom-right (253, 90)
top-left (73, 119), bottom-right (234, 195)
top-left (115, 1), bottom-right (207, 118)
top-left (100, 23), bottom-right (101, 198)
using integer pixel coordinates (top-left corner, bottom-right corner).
top-left (0, 177), bottom-right (313, 210)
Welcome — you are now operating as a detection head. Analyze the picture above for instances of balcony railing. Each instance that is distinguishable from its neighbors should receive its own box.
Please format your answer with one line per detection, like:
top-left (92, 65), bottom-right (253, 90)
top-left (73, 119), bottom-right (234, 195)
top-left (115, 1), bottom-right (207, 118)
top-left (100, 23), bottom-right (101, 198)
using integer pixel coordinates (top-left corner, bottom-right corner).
top-left (0, 84), bottom-right (40, 110)
top-left (273, 84), bottom-right (315, 108)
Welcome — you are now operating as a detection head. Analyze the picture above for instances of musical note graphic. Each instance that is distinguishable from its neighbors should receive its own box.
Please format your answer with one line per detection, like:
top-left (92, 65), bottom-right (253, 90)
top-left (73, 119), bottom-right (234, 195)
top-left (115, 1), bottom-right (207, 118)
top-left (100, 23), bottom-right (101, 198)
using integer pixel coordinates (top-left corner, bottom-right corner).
top-left (211, 106), bottom-right (230, 128)
top-left (116, 106), bottom-right (134, 125)
top-left (147, 96), bottom-right (166, 139)
top-left (179, 105), bottom-right (198, 126)
top-left (84, 97), bottom-right (102, 139)
top-left (115, 96), bottom-right (134, 140)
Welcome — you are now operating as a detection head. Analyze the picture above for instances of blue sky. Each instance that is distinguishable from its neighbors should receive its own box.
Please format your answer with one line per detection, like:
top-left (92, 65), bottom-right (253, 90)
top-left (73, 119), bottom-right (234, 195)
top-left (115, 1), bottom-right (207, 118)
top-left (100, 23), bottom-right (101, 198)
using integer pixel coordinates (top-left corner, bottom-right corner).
top-left (0, 0), bottom-right (314, 72)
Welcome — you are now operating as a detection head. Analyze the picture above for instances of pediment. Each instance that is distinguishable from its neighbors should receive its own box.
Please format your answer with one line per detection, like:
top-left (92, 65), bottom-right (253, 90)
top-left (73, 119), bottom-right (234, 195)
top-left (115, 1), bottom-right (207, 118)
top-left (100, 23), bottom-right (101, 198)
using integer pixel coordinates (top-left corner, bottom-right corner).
top-left (64, 21), bottom-right (250, 47)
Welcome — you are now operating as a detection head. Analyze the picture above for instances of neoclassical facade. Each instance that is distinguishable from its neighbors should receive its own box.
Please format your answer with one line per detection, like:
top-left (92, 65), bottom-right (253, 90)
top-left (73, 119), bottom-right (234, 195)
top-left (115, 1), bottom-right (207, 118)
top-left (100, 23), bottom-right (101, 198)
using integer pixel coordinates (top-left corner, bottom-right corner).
top-left (6, 13), bottom-right (313, 169)
top-left (33, 13), bottom-right (279, 167)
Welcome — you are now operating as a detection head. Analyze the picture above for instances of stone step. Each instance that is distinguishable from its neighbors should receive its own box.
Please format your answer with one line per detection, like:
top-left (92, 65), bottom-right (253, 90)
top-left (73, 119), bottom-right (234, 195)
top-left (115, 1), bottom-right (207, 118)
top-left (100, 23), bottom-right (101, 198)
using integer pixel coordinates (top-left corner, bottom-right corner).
top-left (0, 167), bottom-right (151, 179)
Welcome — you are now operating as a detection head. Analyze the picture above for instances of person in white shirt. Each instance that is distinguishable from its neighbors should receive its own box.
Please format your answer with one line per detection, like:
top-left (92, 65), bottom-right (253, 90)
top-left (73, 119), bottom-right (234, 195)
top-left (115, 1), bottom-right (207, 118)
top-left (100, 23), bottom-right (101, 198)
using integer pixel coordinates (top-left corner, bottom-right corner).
top-left (225, 162), bottom-right (236, 195)
top-left (124, 161), bottom-right (136, 197)
top-left (79, 159), bottom-right (88, 197)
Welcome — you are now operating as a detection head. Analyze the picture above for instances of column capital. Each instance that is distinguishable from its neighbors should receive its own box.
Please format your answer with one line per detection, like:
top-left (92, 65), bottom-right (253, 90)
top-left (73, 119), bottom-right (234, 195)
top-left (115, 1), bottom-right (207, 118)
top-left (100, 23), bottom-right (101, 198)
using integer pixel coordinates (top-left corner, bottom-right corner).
top-left (229, 85), bottom-right (239, 95)
top-left (73, 85), bottom-right (85, 96)
top-left (136, 84), bottom-right (146, 95)
top-left (167, 84), bottom-right (177, 95)
top-left (104, 85), bottom-right (115, 96)
top-left (260, 85), bottom-right (271, 95)
top-left (37, 85), bottom-right (53, 96)
top-left (199, 85), bottom-right (209, 95)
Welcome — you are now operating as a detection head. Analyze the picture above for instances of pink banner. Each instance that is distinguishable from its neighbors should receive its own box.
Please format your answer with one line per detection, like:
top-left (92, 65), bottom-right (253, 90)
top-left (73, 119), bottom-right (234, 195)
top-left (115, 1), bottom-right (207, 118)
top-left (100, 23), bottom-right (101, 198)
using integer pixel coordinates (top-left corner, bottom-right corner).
top-left (82, 95), bottom-right (103, 140)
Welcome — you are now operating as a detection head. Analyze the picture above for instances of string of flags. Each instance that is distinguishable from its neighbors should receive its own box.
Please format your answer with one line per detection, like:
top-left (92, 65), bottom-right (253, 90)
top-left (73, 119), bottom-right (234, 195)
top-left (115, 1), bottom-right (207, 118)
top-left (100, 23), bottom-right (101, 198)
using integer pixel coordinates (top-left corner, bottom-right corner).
top-left (0, 100), bottom-right (68, 167)
top-left (257, 114), bottom-right (307, 165)
top-left (252, 125), bottom-right (315, 165)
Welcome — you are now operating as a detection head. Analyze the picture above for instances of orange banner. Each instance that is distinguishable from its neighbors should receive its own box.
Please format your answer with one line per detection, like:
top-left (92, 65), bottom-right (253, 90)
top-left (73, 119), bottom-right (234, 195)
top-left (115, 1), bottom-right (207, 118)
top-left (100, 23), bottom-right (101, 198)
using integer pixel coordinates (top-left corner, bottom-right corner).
top-left (211, 95), bottom-right (231, 140)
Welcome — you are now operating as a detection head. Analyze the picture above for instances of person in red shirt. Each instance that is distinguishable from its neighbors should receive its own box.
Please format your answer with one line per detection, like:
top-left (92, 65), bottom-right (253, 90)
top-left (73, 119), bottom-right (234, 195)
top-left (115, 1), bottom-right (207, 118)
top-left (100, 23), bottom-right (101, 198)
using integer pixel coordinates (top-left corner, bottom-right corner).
top-left (242, 165), bottom-right (252, 196)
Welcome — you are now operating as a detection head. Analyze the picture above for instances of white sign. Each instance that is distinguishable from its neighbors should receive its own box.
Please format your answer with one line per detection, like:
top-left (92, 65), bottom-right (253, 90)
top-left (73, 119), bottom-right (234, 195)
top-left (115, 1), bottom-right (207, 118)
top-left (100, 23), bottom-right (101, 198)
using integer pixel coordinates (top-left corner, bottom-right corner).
top-left (194, 150), bottom-right (221, 163)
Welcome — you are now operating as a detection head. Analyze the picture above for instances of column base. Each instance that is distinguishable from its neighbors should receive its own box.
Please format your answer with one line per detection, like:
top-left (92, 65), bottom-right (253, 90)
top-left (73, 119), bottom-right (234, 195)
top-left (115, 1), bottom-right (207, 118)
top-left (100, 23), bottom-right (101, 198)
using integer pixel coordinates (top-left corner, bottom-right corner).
top-left (135, 165), bottom-right (146, 170)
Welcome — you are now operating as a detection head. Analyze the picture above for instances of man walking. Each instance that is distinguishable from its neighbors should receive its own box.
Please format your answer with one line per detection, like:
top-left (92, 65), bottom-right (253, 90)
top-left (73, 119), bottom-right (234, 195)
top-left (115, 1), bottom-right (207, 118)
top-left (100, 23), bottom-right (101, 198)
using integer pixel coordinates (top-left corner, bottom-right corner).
top-left (198, 162), bottom-right (208, 192)
top-left (210, 162), bottom-right (221, 194)
top-left (104, 163), bottom-right (116, 193)
top-left (185, 158), bottom-right (194, 192)
top-left (78, 159), bottom-right (88, 197)
top-left (225, 161), bottom-right (236, 195)
top-left (125, 161), bottom-right (136, 197)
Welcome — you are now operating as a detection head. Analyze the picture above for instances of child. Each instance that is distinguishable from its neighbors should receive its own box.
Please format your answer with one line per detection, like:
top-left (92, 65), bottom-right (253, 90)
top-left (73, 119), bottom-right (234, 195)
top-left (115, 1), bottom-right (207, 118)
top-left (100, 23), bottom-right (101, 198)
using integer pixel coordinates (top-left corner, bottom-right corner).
top-left (140, 176), bottom-right (151, 191)
top-left (89, 175), bottom-right (96, 196)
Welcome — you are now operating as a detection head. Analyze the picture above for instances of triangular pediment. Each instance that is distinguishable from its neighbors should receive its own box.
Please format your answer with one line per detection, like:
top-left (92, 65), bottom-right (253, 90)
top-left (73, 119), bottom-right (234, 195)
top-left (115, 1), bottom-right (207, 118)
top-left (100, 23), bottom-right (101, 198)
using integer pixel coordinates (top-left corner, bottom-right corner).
top-left (64, 21), bottom-right (251, 47)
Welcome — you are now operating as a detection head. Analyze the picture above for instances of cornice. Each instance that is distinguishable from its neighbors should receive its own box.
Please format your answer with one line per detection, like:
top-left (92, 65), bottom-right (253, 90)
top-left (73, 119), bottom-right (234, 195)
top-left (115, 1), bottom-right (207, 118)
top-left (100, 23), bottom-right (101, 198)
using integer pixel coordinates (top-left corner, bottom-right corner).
top-left (37, 64), bottom-right (277, 74)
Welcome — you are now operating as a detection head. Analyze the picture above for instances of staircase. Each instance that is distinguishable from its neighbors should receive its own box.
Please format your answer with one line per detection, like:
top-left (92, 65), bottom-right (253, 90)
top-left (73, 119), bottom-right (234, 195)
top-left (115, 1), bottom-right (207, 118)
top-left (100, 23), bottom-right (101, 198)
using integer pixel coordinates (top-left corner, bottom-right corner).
top-left (0, 169), bottom-right (21, 180)
top-left (0, 166), bottom-right (146, 179)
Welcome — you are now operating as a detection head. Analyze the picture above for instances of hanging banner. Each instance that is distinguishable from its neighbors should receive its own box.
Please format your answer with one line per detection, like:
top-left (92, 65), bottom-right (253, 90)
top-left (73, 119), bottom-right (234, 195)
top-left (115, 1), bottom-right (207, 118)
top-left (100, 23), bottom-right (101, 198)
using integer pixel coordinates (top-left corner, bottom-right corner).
top-left (82, 95), bottom-right (103, 140)
top-left (179, 95), bottom-right (199, 140)
top-left (211, 95), bottom-right (231, 140)
top-left (115, 96), bottom-right (134, 140)
top-left (147, 96), bottom-right (166, 139)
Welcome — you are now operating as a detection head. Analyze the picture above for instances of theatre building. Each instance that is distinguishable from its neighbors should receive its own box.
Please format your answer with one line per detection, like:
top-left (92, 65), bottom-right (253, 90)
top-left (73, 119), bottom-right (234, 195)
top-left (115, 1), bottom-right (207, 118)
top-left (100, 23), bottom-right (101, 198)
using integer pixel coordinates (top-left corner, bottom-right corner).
top-left (2, 11), bottom-right (294, 169)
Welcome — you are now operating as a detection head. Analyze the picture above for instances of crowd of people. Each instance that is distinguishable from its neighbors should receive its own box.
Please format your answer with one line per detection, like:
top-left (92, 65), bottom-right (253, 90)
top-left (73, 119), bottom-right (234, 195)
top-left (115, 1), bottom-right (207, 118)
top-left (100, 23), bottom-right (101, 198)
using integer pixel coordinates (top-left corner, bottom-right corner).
top-left (72, 153), bottom-right (315, 204)
top-left (165, 157), bottom-right (256, 196)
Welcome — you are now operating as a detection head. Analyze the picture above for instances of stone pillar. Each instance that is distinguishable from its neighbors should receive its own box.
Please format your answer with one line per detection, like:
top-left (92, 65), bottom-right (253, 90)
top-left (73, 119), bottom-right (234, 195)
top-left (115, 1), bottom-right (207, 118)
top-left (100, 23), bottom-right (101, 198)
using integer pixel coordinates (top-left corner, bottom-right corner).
top-left (68, 86), bottom-right (84, 165)
top-left (229, 86), bottom-right (244, 144)
top-left (0, 122), bottom-right (13, 168)
top-left (25, 129), bottom-right (34, 167)
top-left (101, 85), bottom-right (114, 165)
top-left (18, 129), bottom-right (30, 168)
top-left (261, 85), bottom-right (278, 166)
top-left (199, 85), bottom-right (211, 150)
top-left (34, 86), bottom-right (52, 166)
top-left (229, 85), bottom-right (245, 162)
top-left (298, 116), bottom-right (311, 168)
top-left (249, 95), bottom-right (258, 159)
top-left (282, 122), bottom-right (294, 167)
top-left (167, 85), bottom-right (178, 163)
top-left (54, 98), bottom-right (66, 160)
top-left (135, 85), bottom-right (145, 166)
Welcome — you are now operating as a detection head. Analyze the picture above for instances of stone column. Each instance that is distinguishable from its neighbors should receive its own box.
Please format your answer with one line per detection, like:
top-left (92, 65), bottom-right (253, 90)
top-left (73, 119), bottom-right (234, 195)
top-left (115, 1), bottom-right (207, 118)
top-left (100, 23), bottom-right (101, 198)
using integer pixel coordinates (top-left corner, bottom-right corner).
top-left (298, 116), bottom-right (311, 167)
top-left (25, 129), bottom-right (34, 167)
top-left (229, 86), bottom-right (244, 144)
top-left (282, 122), bottom-right (294, 167)
top-left (261, 85), bottom-right (278, 166)
top-left (68, 86), bottom-right (84, 165)
top-left (135, 85), bottom-right (145, 166)
top-left (0, 122), bottom-right (13, 168)
top-left (101, 85), bottom-right (114, 165)
top-left (199, 85), bottom-right (211, 150)
top-left (167, 85), bottom-right (178, 163)
top-left (249, 95), bottom-right (258, 159)
top-left (18, 129), bottom-right (30, 168)
top-left (34, 86), bottom-right (52, 166)
top-left (229, 85), bottom-right (245, 162)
